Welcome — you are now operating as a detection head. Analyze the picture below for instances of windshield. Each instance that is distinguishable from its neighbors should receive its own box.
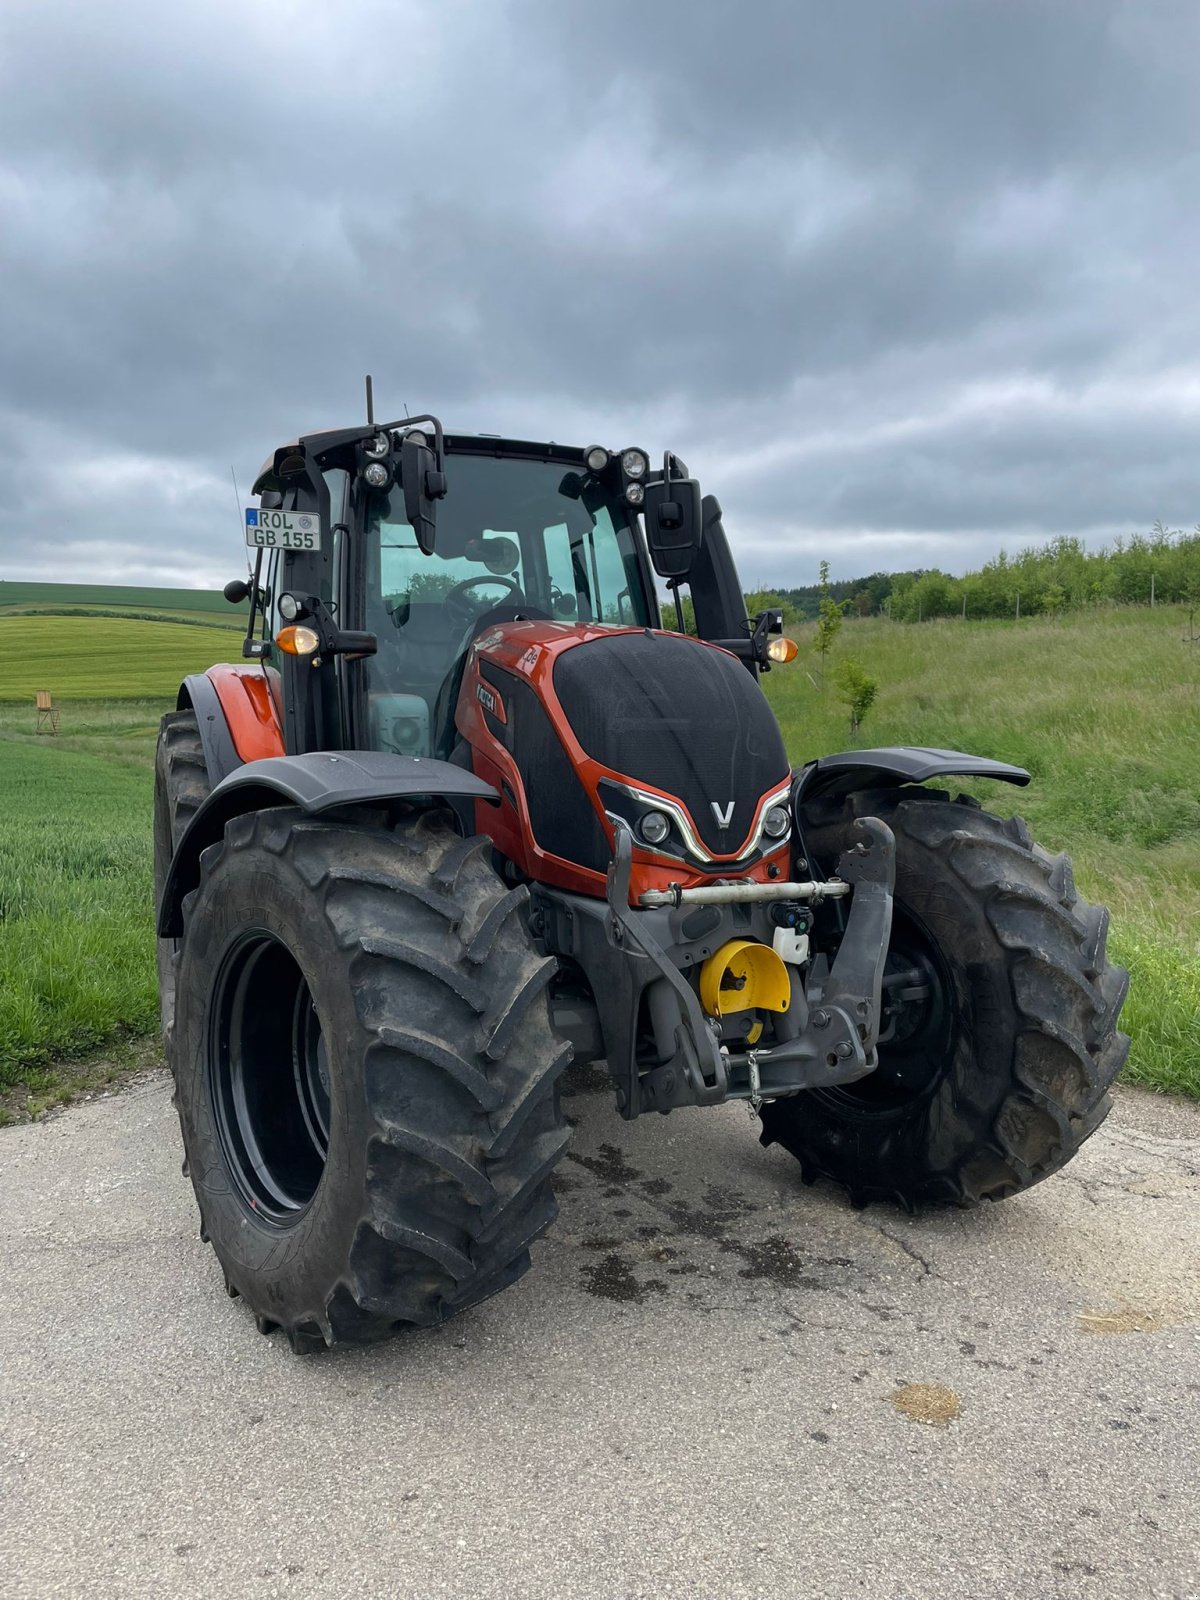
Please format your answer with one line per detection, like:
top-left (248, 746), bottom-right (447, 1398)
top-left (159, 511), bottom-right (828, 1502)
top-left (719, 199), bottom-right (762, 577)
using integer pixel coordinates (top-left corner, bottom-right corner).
top-left (362, 453), bottom-right (650, 758)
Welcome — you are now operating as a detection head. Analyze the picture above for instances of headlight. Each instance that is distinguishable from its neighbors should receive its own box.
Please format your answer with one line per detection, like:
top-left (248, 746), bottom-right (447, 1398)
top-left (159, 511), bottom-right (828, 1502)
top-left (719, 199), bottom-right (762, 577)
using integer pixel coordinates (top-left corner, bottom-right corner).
top-left (638, 810), bottom-right (671, 846)
top-left (277, 592), bottom-right (302, 622)
top-left (621, 448), bottom-right (648, 478)
top-left (363, 461), bottom-right (390, 489)
top-left (364, 432), bottom-right (391, 460)
top-left (584, 445), bottom-right (609, 473)
top-left (763, 804), bottom-right (791, 839)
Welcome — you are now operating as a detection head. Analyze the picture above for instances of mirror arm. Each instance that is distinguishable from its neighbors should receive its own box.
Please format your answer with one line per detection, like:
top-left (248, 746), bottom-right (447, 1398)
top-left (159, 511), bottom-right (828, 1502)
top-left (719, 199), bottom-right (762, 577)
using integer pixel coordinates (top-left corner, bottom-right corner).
top-left (284, 596), bottom-right (378, 660)
top-left (710, 609), bottom-right (782, 672)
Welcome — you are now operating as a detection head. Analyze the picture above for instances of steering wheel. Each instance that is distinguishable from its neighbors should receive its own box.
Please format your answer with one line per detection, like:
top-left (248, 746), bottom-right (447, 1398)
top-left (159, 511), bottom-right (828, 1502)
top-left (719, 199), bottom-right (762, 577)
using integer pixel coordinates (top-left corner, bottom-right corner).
top-left (443, 574), bottom-right (523, 628)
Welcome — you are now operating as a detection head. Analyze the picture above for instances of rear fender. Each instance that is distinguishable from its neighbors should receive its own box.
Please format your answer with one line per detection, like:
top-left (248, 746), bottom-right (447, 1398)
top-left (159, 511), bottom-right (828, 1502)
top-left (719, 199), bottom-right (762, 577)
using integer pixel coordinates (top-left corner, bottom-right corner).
top-left (157, 752), bottom-right (499, 937)
top-left (793, 746), bottom-right (1030, 810)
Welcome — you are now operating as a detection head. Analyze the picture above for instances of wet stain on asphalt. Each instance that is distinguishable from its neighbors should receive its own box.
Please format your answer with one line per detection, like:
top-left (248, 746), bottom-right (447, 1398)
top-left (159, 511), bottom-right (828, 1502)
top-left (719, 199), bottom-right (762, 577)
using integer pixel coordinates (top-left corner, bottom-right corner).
top-left (638, 1177), bottom-right (672, 1197)
top-left (561, 1140), bottom-right (880, 1309)
top-left (719, 1234), bottom-right (826, 1289)
top-left (580, 1252), bottom-right (668, 1304)
top-left (567, 1143), bottom-right (643, 1185)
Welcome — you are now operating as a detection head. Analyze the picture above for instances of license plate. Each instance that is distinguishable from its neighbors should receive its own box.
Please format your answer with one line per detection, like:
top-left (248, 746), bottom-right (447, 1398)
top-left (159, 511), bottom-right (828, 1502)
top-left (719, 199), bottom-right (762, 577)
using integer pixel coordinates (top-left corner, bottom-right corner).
top-left (245, 507), bottom-right (321, 551)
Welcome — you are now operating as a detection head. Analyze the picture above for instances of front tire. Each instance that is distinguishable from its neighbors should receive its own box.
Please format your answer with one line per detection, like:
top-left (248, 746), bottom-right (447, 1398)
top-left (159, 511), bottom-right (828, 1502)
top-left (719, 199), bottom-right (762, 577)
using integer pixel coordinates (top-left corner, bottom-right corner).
top-left (153, 710), bottom-right (211, 1043)
top-left (759, 790), bottom-right (1129, 1208)
top-left (171, 807), bottom-right (571, 1350)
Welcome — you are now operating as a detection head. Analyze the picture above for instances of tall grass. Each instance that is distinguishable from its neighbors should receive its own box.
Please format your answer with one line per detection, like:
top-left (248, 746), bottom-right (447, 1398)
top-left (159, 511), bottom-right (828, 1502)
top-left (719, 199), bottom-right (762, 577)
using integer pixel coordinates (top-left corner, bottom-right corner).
top-left (766, 606), bottom-right (1200, 1094)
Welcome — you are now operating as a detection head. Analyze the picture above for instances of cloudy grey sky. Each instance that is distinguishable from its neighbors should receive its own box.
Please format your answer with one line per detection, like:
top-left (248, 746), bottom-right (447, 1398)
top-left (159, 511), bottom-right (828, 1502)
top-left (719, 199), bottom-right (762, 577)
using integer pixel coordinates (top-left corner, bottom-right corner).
top-left (2, 0), bottom-right (1198, 590)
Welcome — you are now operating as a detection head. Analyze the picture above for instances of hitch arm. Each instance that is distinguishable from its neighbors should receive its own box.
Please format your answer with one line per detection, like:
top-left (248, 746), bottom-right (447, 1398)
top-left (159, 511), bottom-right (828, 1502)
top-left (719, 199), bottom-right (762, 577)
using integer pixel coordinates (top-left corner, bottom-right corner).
top-left (818, 815), bottom-right (896, 1061)
top-left (605, 824), bottom-right (728, 1109)
top-left (748, 815), bottom-right (895, 1090)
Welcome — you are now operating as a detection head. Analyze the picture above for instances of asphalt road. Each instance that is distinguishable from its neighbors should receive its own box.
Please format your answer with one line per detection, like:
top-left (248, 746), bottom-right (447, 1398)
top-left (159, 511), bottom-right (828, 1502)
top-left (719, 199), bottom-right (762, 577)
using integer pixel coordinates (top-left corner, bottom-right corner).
top-left (1, 1069), bottom-right (1197, 1600)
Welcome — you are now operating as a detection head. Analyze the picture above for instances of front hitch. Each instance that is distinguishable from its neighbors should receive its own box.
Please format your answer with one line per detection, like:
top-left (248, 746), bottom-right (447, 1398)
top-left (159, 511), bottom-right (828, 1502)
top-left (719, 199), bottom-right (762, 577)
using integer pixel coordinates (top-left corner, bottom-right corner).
top-left (751, 815), bottom-right (895, 1089)
top-left (535, 816), bottom-right (895, 1119)
top-left (605, 824), bottom-right (728, 1109)
top-left (611, 814), bottom-right (896, 1105)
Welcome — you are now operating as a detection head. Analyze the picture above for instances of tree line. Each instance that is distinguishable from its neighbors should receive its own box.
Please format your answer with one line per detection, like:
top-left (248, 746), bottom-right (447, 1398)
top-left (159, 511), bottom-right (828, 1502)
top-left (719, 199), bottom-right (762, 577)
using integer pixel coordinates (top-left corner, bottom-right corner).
top-left (747, 524), bottom-right (1200, 625)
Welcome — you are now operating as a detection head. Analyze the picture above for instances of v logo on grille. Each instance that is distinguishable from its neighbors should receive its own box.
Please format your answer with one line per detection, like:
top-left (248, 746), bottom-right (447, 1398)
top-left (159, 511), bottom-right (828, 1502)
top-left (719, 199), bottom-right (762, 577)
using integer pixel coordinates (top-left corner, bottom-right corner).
top-left (711, 801), bottom-right (735, 828)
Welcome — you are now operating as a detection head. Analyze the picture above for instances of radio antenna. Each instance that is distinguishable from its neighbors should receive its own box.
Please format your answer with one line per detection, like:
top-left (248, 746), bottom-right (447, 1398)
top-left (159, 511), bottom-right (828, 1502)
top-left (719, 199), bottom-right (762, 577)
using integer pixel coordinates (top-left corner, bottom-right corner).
top-left (365, 374), bottom-right (375, 426)
top-left (231, 466), bottom-right (252, 577)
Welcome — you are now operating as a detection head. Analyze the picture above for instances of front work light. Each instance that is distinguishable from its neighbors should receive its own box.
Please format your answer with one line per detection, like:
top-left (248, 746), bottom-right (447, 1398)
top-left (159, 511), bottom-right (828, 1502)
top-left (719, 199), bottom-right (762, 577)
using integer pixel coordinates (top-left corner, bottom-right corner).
top-left (767, 637), bottom-right (799, 663)
top-left (621, 448), bottom-right (648, 478)
top-left (363, 461), bottom-right (391, 489)
top-left (638, 810), bottom-right (671, 846)
top-left (277, 592), bottom-right (303, 622)
top-left (624, 481), bottom-right (645, 506)
top-left (275, 625), bottom-right (320, 656)
top-left (585, 445), bottom-right (609, 473)
top-left (364, 432), bottom-right (391, 459)
top-left (763, 804), bottom-right (791, 839)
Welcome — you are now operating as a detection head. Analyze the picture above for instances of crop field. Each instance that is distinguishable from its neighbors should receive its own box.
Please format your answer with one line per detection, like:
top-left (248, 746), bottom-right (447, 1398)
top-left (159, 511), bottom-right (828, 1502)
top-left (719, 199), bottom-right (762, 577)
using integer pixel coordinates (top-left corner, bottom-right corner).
top-left (0, 615), bottom-right (241, 702)
top-left (0, 603), bottom-right (1196, 1110)
top-left (0, 579), bottom-right (237, 617)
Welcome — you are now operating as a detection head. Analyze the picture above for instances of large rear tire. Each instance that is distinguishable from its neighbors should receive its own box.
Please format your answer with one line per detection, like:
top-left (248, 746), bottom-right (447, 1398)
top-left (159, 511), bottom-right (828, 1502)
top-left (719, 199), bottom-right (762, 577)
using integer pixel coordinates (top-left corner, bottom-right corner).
top-left (153, 710), bottom-right (211, 1043)
top-left (171, 807), bottom-right (571, 1350)
top-left (759, 790), bottom-right (1129, 1209)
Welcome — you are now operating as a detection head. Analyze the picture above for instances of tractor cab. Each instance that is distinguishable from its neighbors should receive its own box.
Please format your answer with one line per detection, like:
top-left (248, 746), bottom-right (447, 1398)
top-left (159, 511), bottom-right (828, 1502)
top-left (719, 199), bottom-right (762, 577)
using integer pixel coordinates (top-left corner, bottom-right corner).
top-left (241, 422), bottom-right (774, 763)
top-left (359, 447), bottom-right (655, 760)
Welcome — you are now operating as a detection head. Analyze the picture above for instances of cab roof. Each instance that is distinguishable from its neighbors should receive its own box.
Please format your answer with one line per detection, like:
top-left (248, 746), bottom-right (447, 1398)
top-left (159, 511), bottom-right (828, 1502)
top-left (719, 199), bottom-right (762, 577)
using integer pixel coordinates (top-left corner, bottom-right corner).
top-left (253, 427), bottom-right (588, 496)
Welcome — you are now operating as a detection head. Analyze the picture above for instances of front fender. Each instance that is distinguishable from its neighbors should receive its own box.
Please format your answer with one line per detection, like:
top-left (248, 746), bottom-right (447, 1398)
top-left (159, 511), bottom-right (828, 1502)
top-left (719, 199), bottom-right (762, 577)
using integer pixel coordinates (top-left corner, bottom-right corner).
top-left (157, 751), bottom-right (499, 937)
top-left (793, 745), bottom-right (1030, 807)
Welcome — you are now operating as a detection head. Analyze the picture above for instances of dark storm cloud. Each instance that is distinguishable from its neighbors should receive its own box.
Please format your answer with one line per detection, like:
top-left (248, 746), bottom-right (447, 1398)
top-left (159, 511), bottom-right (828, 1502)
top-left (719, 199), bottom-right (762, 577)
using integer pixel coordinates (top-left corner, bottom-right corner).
top-left (1, 0), bottom-right (1198, 588)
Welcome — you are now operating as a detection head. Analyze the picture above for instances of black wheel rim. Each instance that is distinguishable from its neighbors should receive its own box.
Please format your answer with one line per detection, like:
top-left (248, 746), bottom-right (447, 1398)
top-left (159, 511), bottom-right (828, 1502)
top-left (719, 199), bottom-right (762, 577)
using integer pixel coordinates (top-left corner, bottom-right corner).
top-left (817, 903), bottom-right (956, 1115)
top-left (209, 930), bottom-right (330, 1225)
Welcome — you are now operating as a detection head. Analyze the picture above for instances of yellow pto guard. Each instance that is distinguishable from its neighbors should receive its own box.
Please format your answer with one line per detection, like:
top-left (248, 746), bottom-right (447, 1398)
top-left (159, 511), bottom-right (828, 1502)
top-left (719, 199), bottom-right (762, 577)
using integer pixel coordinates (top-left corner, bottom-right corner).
top-left (698, 939), bottom-right (791, 1019)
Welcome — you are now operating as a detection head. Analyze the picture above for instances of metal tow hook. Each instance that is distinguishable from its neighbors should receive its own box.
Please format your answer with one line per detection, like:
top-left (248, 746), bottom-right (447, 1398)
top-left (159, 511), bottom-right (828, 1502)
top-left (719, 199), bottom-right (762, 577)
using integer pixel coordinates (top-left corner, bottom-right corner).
top-left (746, 1049), bottom-right (763, 1120)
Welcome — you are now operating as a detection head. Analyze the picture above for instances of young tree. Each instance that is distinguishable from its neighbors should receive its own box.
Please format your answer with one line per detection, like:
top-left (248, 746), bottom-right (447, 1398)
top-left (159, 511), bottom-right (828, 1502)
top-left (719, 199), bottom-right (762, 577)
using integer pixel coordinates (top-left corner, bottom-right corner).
top-left (835, 657), bottom-right (878, 736)
top-left (813, 561), bottom-right (847, 685)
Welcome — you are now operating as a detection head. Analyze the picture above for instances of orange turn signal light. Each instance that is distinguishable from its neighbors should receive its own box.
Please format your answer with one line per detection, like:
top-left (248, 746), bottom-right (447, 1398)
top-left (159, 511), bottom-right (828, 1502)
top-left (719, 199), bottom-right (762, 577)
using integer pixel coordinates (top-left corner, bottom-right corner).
top-left (275, 624), bottom-right (320, 656)
top-left (767, 636), bottom-right (799, 663)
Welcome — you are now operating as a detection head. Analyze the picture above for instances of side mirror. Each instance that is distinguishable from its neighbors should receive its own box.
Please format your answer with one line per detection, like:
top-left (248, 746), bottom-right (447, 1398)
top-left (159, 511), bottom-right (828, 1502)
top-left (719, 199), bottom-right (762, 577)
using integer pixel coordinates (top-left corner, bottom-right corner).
top-left (642, 475), bottom-right (703, 580)
top-left (401, 434), bottom-right (447, 556)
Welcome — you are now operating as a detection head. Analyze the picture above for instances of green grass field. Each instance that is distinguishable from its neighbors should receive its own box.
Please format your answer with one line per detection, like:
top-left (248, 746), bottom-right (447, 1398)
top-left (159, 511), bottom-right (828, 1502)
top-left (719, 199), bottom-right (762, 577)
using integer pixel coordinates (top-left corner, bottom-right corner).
top-left (0, 579), bottom-right (236, 615)
top-left (0, 603), bottom-right (1196, 1108)
top-left (0, 615), bottom-right (243, 701)
top-left (0, 739), bottom-right (159, 1090)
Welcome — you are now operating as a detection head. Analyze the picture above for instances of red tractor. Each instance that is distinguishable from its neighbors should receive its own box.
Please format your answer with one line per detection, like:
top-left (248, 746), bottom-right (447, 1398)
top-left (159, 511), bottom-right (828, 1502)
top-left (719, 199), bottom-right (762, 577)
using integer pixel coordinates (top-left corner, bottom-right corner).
top-left (155, 411), bottom-right (1128, 1351)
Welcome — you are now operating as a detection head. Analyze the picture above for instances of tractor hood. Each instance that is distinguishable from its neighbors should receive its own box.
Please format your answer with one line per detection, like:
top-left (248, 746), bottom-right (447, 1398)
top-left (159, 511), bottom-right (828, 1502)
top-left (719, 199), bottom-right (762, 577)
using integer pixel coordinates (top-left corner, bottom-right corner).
top-left (456, 621), bottom-right (792, 897)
